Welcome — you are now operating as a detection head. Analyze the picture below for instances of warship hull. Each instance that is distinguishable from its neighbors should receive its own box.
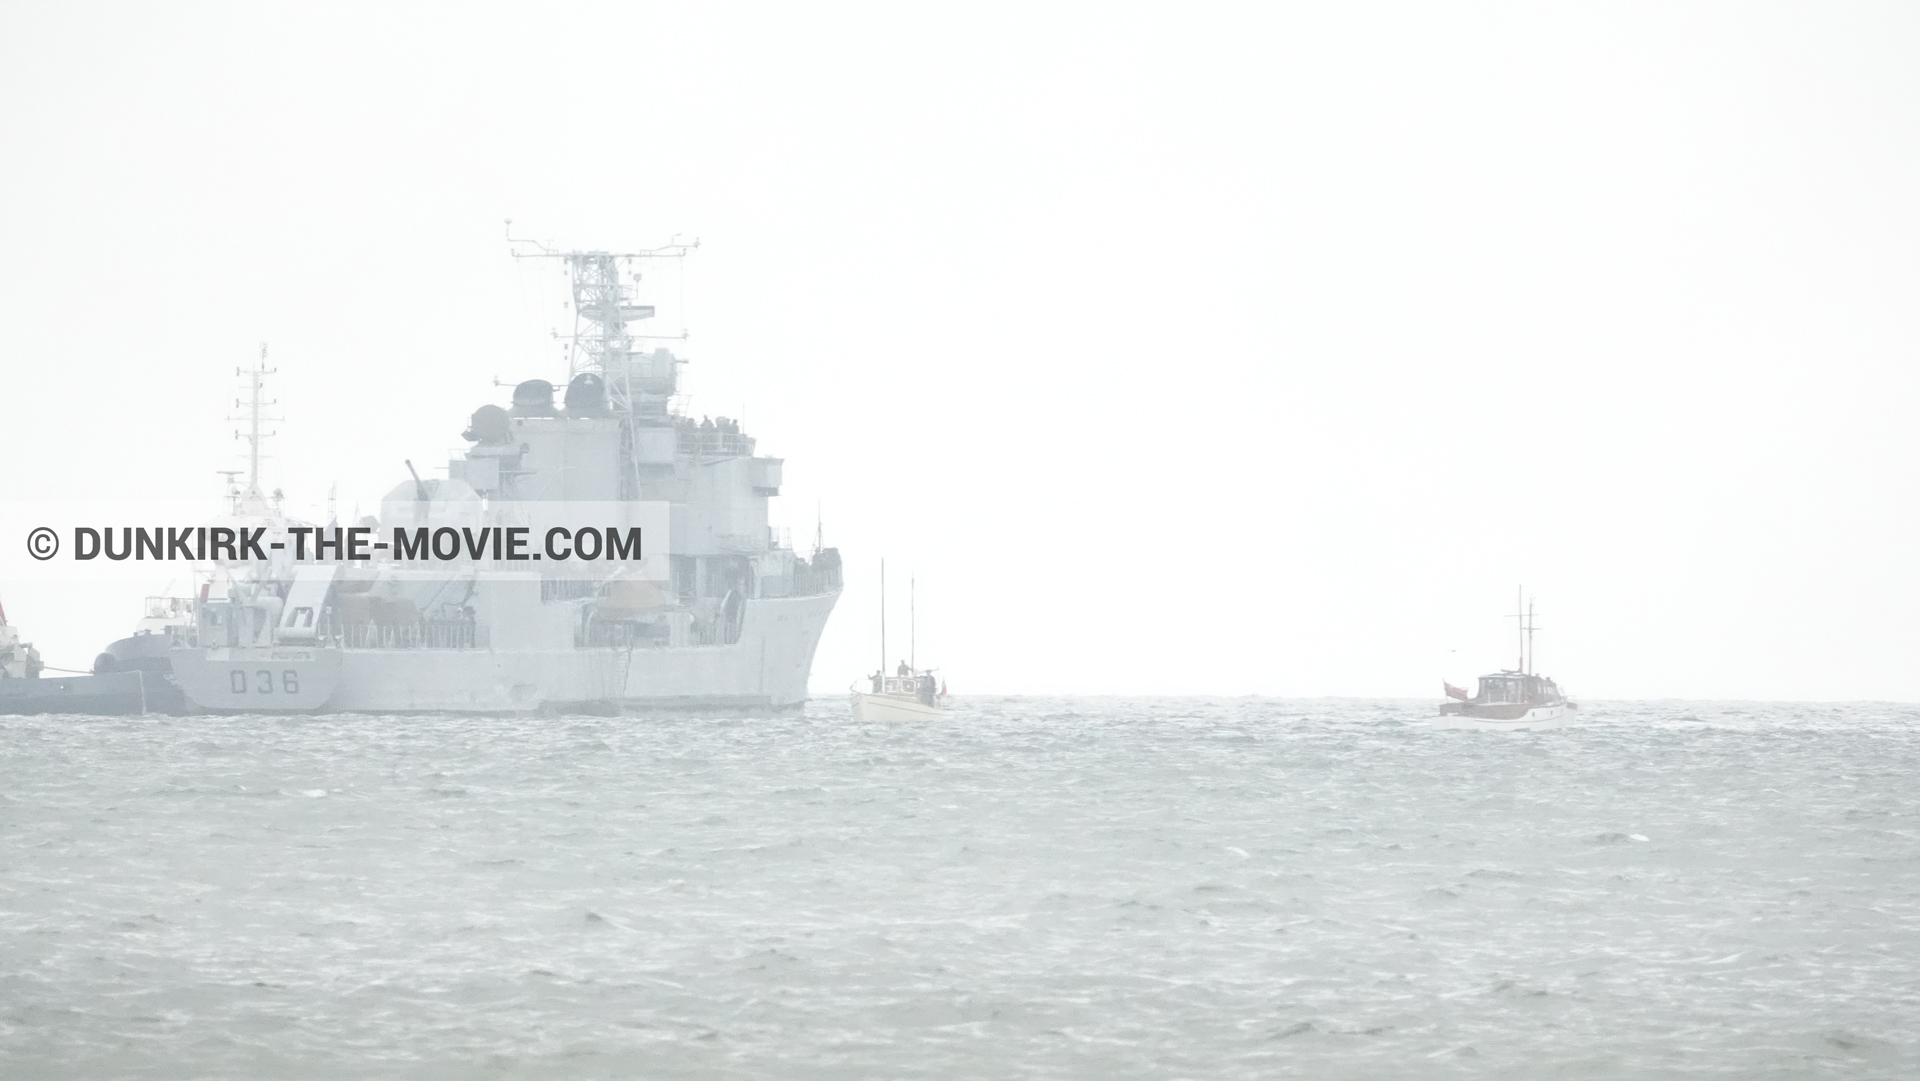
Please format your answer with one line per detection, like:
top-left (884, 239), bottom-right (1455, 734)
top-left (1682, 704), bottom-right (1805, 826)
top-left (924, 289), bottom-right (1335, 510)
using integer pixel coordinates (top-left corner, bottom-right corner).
top-left (325, 591), bottom-right (836, 713)
top-left (158, 591), bottom-right (837, 714)
top-left (171, 646), bottom-right (344, 712)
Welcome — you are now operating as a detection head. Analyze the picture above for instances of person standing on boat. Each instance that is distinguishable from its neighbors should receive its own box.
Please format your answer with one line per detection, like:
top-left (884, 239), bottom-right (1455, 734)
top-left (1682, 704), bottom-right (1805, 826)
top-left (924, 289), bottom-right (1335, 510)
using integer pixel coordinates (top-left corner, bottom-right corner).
top-left (896, 659), bottom-right (910, 676)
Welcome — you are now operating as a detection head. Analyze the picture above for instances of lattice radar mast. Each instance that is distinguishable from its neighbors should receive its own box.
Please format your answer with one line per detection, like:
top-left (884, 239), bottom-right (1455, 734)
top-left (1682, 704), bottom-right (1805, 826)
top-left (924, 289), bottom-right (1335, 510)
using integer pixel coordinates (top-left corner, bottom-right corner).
top-left (505, 221), bottom-right (697, 420)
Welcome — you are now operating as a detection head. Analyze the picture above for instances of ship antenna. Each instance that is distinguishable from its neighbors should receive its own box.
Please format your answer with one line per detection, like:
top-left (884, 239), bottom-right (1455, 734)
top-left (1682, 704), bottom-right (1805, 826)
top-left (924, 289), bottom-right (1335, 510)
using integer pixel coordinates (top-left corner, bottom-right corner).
top-left (879, 559), bottom-right (886, 680)
top-left (216, 471), bottom-right (244, 514)
top-left (503, 223), bottom-right (695, 413)
top-left (247, 344), bottom-right (266, 495)
top-left (1526, 599), bottom-right (1539, 676)
top-left (504, 224), bottom-right (699, 500)
top-left (1514, 585), bottom-right (1525, 674)
top-left (226, 343), bottom-right (278, 512)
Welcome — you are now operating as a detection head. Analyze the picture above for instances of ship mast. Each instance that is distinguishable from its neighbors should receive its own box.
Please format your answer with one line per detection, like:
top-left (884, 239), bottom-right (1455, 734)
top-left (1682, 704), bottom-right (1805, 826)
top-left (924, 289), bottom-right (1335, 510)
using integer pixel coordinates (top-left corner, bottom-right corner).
top-left (505, 222), bottom-right (694, 417)
top-left (227, 344), bottom-right (278, 514)
top-left (1510, 587), bottom-right (1541, 675)
top-left (879, 559), bottom-right (886, 679)
top-left (506, 224), bottom-right (700, 501)
top-left (1525, 600), bottom-right (1539, 677)
top-left (1513, 586), bottom-right (1525, 674)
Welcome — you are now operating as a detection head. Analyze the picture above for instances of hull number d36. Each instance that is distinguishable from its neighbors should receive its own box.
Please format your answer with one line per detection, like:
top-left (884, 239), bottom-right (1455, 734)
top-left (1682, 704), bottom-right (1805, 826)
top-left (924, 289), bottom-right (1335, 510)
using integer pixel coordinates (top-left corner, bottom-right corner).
top-left (229, 668), bottom-right (301, 695)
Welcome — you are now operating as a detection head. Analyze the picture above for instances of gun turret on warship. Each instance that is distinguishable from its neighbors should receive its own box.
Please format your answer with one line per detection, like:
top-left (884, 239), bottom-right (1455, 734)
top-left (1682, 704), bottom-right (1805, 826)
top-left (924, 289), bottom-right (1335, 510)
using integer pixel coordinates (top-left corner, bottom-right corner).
top-left (102, 239), bottom-right (841, 714)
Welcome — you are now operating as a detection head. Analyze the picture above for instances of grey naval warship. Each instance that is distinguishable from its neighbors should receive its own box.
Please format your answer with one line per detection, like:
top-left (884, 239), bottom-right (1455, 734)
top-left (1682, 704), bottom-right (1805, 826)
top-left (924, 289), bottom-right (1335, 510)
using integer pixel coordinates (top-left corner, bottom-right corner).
top-left (84, 240), bottom-right (841, 715)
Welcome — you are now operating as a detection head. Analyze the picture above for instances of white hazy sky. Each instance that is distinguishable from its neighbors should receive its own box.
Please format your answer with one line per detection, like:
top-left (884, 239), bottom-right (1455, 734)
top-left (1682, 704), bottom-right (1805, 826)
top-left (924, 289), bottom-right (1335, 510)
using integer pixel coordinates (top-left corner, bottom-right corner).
top-left (2, 3), bottom-right (1917, 699)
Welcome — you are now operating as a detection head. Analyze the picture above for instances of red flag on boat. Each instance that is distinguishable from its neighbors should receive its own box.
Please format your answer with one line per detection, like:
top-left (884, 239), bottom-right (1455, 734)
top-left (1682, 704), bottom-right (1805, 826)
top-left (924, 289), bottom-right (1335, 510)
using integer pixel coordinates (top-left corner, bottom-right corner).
top-left (1444, 681), bottom-right (1470, 701)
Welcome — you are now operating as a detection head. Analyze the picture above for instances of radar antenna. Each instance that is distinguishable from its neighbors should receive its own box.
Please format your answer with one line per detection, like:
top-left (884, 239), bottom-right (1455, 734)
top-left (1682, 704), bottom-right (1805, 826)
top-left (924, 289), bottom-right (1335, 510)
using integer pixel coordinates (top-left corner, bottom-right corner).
top-left (504, 219), bottom-right (697, 418)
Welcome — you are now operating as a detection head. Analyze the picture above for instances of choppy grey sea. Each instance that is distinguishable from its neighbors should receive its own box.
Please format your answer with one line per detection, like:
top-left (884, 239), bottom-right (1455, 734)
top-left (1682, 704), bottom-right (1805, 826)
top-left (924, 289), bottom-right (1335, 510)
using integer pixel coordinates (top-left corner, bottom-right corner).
top-left (3, 698), bottom-right (1918, 1079)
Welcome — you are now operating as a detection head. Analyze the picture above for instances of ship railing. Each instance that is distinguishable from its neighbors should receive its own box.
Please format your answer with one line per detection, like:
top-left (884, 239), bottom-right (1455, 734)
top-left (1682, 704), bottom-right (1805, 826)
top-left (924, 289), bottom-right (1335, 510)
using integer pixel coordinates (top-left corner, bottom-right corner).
top-left (577, 620), bottom-right (673, 649)
top-left (143, 596), bottom-right (195, 620)
top-left (790, 556), bottom-right (843, 597)
top-left (329, 620), bottom-right (489, 650)
top-left (871, 673), bottom-right (940, 704)
top-left (541, 578), bottom-right (600, 603)
top-left (675, 430), bottom-right (757, 458)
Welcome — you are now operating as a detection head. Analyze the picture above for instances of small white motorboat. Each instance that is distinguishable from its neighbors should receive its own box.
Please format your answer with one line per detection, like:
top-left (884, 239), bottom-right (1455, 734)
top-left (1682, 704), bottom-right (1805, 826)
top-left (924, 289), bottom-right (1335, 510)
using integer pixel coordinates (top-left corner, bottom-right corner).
top-left (850, 670), bottom-right (949, 722)
top-left (849, 561), bottom-right (950, 722)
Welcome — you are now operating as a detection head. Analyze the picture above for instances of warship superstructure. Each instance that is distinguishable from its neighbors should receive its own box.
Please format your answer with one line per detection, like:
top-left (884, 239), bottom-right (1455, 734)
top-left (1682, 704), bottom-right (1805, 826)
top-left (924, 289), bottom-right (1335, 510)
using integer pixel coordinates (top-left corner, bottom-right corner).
top-left (103, 239), bottom-right (841, 714)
